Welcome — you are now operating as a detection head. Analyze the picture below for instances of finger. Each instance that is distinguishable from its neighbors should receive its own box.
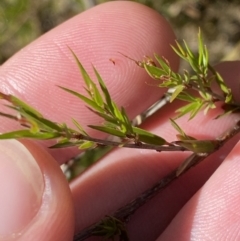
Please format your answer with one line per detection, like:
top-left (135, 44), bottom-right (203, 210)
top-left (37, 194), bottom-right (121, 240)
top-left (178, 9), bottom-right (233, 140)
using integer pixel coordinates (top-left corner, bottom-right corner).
top-left (0, 1), bottom-right (179, 163)
top-left (70, 61), bottom-right (240, 240)
top-left (154, 60), bottom-right (240, 240)
top-left (0, 139), bottom-right (74, 241)
top-left (157, 140), bottom-right (240, 241)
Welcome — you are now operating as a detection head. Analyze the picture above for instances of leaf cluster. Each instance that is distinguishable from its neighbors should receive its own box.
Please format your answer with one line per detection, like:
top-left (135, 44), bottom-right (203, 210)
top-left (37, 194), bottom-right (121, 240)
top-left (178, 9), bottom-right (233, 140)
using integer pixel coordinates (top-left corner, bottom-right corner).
top-left (0, 30), bottom-right (239, 241)
top-left (59, 50), bottom-right (167, 147)
top-left (0, 50), bottom-right (169, 150)
top-left (140, 30), bottom-right (238, 119)
top-left (92, 216), bottom-right (128, 241)
top-left (0, 31), bottom-right (236, 157)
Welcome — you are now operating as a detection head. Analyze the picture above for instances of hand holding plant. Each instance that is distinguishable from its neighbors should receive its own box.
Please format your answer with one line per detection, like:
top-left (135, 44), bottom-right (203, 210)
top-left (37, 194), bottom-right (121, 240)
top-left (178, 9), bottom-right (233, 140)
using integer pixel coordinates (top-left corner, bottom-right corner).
top-left (0, 2), bottom-right (240, 241)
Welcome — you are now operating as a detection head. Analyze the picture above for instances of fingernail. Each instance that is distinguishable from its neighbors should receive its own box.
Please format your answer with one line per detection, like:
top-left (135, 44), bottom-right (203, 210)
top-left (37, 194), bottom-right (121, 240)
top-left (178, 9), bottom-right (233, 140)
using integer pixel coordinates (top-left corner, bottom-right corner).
top-left (0, 139), bottom-right (44, 238)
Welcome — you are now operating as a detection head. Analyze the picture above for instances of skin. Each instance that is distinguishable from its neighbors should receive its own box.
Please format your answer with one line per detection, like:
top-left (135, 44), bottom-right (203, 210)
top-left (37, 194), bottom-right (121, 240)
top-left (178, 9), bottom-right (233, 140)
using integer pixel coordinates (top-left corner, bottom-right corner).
top-left (0, 1), bottom-right (240, 241)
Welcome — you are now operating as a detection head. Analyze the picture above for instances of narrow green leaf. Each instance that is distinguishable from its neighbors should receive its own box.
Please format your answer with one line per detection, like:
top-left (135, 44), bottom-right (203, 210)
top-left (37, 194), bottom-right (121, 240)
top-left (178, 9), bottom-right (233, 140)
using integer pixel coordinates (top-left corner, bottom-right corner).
top-left (183, 40), bottom-right (194, 59)
top-left (69, 49), bottom-right (92, 89)
top-left (72, 118), bottom-right (88, 136)
top-left (144, 64), bottom-right (165, 79)
top-left (1, 106), bottom-right (41, 133)
top-left (133, 127), bottom-right (166, 145)
top-left (112, 102), bottom-right (124, 122)
top-left (121, 107), bottom-right (133, 134)
top-left (27, 119), bottom-right (39, 133)
top-left (174, 140), bottom-right (218, 153)
top-left (171, 42), bottom-right (186, 59)
top-left (170, 85), bottom-right (185, 102)
top-left (198, 29), bottom-right (204, 66)
top-left (170, 119), bottom-right (186, 137)
top-left (93, 67), bottom-right (115, 114)
top-left (88, 109), bottom-right (119, 125)
top-left (0, 92), bottom-right (43, 117)
top-left (69, 50), bottom-right (106, 107)
top-left (58, 86), bottom-right (104, 113)
top-left (88, 125), bottom-right (126, 137)
top-left (225, 91), bottom-right (233, 104)
top-left (79, 141), bottom-right (95, 149)
top-left (208, 65), bottom-right (233, 102)
top-left (187, 56), bottom-right (199, 73)
top-left (189, 101), bottom-right (204, 119)
top-left (93, 87), bottom-right (104, 107)
top-left (176, 92), bottom-right (196, 102)
top-left (170, 119), bottom-right (196, 141)
top-left (22, 109), bottom-right (62, 132)
top-left (203, 45), bottom-right (209, 69)
top-left (199, 90), bottom-right (210, 100)
top-left (215, 72), bottom-right (228, 92)
top-left (0, 130), bottom-right (61, 140)
top-left (59, 123), bottom-right (72, 139)
top-left (175, 102), bottom-right (200, 119)
top-left (154, 54), bottom-right (170, 72)
top-left (50, 141), bottom-right (83, 148)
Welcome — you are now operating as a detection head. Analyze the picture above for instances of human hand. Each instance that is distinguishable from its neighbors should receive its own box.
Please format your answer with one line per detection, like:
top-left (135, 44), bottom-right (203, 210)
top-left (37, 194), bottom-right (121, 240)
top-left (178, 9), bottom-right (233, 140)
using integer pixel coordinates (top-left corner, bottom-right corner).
top-left (0, 1), bottom-right (240, 241)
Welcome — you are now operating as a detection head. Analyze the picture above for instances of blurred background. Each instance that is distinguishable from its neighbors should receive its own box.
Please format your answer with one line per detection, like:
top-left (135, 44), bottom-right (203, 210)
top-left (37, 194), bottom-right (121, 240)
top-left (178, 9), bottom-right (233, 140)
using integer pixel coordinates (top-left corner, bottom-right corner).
top-left (0, 0), bottom-right (239, 179)
top-left (0, 0), bottom-right (239, 65)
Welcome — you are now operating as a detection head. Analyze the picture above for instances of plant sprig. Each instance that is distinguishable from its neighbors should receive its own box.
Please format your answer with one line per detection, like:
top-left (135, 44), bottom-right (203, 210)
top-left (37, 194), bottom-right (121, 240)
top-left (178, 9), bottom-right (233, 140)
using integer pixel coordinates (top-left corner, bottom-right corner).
top-left (0, 30), bottom-right (240, 241)
top-left (135, 30), bottom-right (239, 119)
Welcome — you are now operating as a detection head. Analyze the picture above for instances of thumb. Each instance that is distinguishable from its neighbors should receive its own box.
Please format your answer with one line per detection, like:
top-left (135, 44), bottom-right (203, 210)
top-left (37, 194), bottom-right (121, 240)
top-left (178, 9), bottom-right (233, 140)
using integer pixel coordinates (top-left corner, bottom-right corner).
top-left (0, 139), bottom-right (74, 241)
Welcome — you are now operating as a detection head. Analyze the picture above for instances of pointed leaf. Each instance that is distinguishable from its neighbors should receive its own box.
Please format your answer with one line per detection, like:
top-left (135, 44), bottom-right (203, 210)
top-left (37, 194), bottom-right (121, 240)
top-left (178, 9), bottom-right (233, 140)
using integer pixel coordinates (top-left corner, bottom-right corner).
top-left (203, 45), bottom-right (209, 69)
top-left (78, 141), bottom-right (95, 149)
top-left (93, 67), bottom-right (115, 114)
top-left (174, 140), bottom-right (218, 153)
top-left (176, 92), bottom-right (196, 102)
top-left (176, 153), bottom-right (199, 176)
top-left (112, 102), bottom-right (124, 122)
top-left (87, 108), bottom-right (119, 125)
top-left (225, 92), bottom-right (233, 104)
top-left (198, 29), bottom-right (204, 66)
top-left (50, 141), bottom-right (83, 148)
top-left (58, 86), bottom-right (104, 113)
top-left (183, 40), bottom-right (194, 59)
top-left (133, 127), bottom-right (166, 145)
top-left (22, 109), bottom-right (62, 132)
top-left (0, 130), bottom-right (61, 140)
top-left (88, 125), bottom-right (126, 137)
top-left (171, 42), bottom-right (186, 59)
top-left (69, 49), bottom-right (92, 89)
top-left (175, 100), bottom-right (204, 119)
top-left (0, 92), bottom-right (42, 117)
top-left (170, 85), bottom-right (185, 102)
top-left (170, 119), bottom-right (196, 141)
top-left (189, 101), bottom-right (204, 119)
top-left (214, 71), bottom-right (233, 103)
top-left (144, 64), bottom-right (165, 79)
top-left (154, 54), bottom-right (170, 72)
top-left (72, 118), bottom-right (88, 136)
top-left (69, 50), bottom-right (106, 107)
top-left (175, 102), bottom-right (198, 118)
top-left (170, 119), bottom-right (186, 137)
top-left (121, 107), bottom-right (133, 134)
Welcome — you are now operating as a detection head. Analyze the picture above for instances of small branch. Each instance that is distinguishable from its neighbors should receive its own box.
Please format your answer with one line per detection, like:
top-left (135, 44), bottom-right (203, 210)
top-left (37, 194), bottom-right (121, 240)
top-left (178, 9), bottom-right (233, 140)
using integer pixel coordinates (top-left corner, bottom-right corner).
top-left (73, 134), bottom-right (187, 152)
top-left (73, 120), bottom-right (240, 241)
